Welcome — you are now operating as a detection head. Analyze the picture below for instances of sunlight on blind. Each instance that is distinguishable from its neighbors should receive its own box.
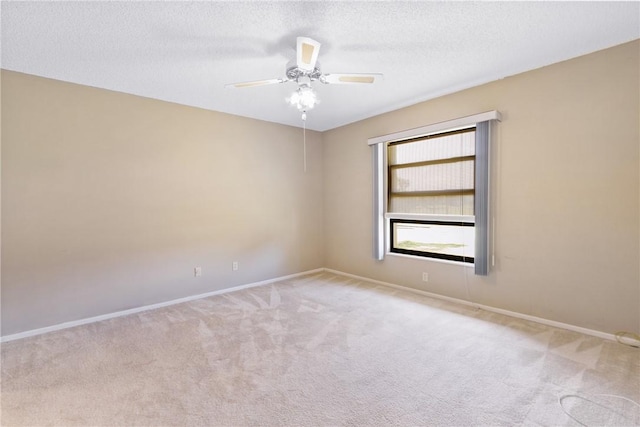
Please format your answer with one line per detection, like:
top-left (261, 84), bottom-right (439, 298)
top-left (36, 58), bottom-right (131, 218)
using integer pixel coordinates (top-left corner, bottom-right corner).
top-left (389, 130), bottom-right (475, 164)
top-left (388, 128), bottom-right (475, 215)
top-left (390, 161), bottom-right (475, 192)
top-left (389, 195), bottom-right (474, 215)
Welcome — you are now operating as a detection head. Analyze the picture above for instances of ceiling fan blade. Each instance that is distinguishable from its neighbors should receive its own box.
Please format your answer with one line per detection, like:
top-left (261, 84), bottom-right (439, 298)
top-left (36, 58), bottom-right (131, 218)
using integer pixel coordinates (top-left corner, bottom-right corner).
top-left (225, 78), bottom-right (286, 88)
top-left (297, 37), bottom-right (321, 72)
top-left (322, 73), bottom-right (383, 84)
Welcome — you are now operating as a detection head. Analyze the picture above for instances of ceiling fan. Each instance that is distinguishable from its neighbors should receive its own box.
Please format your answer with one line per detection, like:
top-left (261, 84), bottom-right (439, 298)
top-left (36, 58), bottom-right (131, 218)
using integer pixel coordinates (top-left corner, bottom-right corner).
top-left (225, 37), bottom-right (383, 120)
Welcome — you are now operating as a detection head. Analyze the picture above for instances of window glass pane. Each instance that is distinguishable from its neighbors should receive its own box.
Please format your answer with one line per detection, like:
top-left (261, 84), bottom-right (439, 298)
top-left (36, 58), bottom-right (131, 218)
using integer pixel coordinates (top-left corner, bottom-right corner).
top-left (389, 130), bottom-right (475, 165)
top-left (392, 222), bottom-right (474, 259)
top-left (389, 194), bottom-right (474, 215)
top-left (390, 160), bottom-right (475, 193)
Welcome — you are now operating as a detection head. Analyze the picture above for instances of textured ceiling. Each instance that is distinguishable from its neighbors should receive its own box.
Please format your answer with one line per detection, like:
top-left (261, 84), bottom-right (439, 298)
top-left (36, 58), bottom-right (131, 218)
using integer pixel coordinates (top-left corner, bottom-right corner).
top-left (2, 1), bottom-right (639, 131)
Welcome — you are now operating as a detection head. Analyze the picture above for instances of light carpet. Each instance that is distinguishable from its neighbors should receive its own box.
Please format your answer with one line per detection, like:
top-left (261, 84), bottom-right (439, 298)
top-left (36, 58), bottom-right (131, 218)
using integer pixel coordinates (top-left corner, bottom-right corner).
top-left (1, 272), bottom-right (639, 426)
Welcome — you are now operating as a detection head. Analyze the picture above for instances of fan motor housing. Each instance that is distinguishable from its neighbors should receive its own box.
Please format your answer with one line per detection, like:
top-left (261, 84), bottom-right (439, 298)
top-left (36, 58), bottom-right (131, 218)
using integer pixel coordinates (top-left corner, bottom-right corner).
top-left (286, 63), bottom-right (323, 83)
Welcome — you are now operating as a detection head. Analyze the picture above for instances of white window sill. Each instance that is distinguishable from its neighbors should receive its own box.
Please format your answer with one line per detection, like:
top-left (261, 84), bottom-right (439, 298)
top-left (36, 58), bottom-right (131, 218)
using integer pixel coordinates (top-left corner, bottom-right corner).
top-left (385, 251), bottom-right (474, 268)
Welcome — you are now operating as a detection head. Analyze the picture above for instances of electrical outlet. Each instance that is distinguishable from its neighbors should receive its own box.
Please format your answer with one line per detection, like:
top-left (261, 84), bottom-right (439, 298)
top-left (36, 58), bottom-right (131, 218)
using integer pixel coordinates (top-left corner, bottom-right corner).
top-left (194, 267), bottom-right (202, 277)
top-left (422, 272), bottom-right (429, 282)
top-left (232, 261), bottom-right (239, 271)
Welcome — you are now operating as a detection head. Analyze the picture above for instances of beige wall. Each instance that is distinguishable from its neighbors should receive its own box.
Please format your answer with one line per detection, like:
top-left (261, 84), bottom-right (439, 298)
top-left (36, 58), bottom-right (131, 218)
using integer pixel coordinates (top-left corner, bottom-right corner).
top-left (323, 40), bottom-right (640, 335)
top-left (1, 71), bottom-right (324, 335)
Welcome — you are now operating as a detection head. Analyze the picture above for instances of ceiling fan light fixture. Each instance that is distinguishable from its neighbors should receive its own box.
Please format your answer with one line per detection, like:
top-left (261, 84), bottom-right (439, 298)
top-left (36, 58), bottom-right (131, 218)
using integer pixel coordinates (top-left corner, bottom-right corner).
top-left (287, 86), bottom-right (318, 112)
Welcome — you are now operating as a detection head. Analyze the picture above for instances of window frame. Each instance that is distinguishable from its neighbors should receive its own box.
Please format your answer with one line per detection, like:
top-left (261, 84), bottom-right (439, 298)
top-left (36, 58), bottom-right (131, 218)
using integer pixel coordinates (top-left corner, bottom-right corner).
top-left (385, 126), bottom-right (477, 264)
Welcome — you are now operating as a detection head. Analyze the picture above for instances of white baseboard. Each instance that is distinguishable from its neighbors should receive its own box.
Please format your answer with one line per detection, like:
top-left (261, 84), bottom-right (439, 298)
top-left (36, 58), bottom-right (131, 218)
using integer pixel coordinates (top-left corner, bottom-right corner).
top-left (1, 267), bottom-right (616, 344)
top-left (323, 268), bottom-right (617, 342)
top-left (0, 268), bottom-right (324, 343)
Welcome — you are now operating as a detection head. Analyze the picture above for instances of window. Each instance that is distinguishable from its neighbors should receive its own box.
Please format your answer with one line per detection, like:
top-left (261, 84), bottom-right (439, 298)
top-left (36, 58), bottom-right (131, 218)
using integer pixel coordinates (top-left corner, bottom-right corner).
top-left (390, 219), bottom-right (475, 262)
top-left (387, 128), bottom-right (476, 263)
top-left (370, 111), bottom-right (500, 275)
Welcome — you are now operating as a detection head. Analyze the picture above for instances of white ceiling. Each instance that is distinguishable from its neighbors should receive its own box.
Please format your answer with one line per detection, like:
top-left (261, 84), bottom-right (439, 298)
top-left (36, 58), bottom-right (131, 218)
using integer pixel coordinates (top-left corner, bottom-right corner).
top-left (2, 1), bottom-right (639, 131)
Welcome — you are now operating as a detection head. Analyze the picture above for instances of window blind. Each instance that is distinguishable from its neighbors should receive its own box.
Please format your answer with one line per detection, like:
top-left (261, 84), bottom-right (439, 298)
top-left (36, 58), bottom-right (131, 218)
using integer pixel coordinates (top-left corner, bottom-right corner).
top-left (387, 128), bottom-right (475, 216)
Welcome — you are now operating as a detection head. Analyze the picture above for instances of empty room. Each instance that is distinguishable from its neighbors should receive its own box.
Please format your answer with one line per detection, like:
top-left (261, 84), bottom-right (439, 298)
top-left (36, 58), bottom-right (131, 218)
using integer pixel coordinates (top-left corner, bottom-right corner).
top-left (1, 1), bottom-right (639, 426)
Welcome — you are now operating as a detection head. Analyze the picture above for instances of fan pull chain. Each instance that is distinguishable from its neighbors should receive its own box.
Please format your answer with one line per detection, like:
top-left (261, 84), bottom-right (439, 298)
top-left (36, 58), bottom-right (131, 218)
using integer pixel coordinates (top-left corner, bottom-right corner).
top-left (303, 113), bottom-right (307, 173)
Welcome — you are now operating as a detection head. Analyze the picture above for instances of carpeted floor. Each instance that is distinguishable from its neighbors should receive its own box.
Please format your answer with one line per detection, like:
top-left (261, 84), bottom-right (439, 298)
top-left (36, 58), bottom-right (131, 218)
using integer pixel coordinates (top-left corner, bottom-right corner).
top-left (1, 272), bottom-right (639, 426)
